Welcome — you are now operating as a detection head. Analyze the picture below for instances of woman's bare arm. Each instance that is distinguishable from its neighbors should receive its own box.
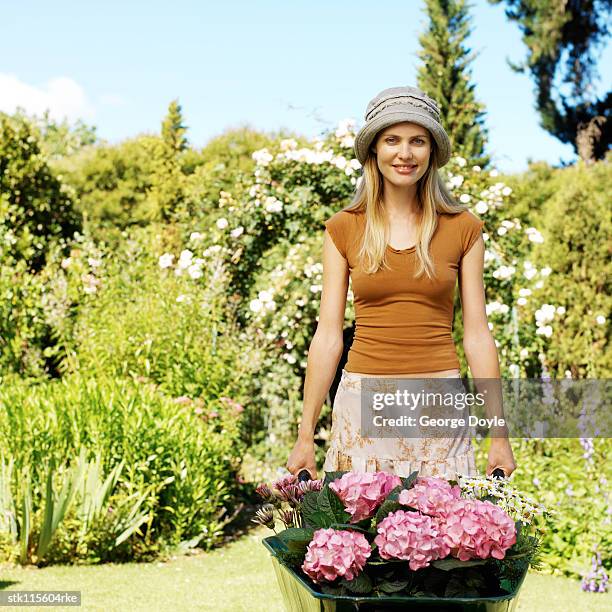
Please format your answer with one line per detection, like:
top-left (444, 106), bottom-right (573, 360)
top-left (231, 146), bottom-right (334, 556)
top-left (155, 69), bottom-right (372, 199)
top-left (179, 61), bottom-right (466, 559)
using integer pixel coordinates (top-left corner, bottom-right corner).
top-left (459, 235), bottom-right (516, 477)
top-left (296, 229), bottom-right (349, 441)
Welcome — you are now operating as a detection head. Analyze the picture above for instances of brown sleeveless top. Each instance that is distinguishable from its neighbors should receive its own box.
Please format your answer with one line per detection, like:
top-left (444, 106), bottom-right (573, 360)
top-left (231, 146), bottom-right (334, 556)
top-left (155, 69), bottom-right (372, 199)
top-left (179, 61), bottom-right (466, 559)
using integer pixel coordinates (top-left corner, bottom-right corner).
top-left (324, 209), bottom-right (485, 374)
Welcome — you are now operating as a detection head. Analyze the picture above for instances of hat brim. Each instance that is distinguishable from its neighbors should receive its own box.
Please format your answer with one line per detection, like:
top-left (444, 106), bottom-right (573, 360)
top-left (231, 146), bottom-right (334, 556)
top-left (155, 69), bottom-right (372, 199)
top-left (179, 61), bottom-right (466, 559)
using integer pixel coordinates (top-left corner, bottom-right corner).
top-left (354, 109), bottom-right (451, 168)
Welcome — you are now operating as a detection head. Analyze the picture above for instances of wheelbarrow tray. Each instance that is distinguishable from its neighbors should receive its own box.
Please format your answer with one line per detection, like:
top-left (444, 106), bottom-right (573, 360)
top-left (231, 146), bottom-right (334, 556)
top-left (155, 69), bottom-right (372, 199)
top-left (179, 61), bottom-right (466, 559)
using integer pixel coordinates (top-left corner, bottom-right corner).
top-left (263, 535), bottom-right (528, 612)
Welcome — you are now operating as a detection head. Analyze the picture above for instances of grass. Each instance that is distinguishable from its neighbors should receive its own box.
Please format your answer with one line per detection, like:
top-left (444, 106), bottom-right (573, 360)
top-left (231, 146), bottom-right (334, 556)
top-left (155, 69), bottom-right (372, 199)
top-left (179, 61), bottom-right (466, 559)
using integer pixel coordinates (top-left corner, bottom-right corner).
top-left (1, 525), bottom-right (610, 611)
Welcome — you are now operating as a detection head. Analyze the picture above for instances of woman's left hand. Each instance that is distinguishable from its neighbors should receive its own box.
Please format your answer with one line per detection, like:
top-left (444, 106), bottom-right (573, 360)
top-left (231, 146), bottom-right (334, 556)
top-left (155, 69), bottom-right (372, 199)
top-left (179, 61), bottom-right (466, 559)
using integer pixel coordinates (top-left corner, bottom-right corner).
top-left (486, 437), bottom-right (516, 477)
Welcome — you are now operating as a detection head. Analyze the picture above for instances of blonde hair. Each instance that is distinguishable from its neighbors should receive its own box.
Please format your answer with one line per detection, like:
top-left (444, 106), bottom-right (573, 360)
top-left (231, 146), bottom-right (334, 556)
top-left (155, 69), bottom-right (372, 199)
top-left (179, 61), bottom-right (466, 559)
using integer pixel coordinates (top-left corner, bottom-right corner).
top-left (342, 134), bottom-right (469, 279)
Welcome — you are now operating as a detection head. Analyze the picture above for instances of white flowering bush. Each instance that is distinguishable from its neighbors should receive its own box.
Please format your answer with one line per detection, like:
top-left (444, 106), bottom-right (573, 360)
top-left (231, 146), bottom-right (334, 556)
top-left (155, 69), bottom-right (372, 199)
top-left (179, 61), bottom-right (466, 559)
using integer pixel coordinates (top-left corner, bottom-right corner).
top-left (443, 158), bottom-right (559, 378)
top-left (68, 223), bottom-right (261, 407)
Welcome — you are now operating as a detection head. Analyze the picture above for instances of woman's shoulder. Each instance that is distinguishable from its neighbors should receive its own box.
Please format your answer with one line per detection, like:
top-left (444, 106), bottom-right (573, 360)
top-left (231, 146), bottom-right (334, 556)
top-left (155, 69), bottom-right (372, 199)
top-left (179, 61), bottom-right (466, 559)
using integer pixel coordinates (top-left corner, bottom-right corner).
top-left (438, 208), bottom-right (481, 222)
top-left (326, 207), bottom-right (363, 220)
top-left (325, 207), bottom-right (363, 230)
top-left (438, 208), bottom-right (484, 231)
top-left (324, 208), bottom-right (363, 258)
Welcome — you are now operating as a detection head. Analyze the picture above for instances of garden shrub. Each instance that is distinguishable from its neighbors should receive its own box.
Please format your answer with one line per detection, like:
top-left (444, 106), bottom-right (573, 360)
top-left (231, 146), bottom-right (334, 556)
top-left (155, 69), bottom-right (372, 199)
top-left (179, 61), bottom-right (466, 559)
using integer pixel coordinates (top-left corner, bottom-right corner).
top-left (528, 157), bottom-right (611, 377)
top-left (65, 223), bottom-right (259, 405)
top-left (0, 373), bottom-right (247, 564)
top-left (0, 112), bottom-right (80, 271)
top-left (0, 112), bottom-right (81, 377)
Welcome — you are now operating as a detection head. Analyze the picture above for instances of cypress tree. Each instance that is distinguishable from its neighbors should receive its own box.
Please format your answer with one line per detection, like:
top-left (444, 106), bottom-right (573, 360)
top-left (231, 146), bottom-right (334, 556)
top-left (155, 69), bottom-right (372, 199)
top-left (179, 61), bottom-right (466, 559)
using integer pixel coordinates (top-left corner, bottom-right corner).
top-left (145, 99), bottom-right (189, 222)
top-left (417, 0), bottom-right (491, 168)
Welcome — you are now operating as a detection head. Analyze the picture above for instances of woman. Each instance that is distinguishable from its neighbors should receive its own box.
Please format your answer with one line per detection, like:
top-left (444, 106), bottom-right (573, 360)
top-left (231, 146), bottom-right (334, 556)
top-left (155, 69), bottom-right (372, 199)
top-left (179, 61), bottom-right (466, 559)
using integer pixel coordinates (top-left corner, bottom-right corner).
top-left (286, 85), bottom-right (515, 481)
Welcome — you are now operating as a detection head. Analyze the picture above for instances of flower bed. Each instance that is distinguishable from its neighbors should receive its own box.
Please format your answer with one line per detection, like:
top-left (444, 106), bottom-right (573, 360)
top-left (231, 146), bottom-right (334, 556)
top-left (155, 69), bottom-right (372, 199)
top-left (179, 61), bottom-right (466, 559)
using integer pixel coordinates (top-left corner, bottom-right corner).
top-left (255, 470), bottom-right (547, 609)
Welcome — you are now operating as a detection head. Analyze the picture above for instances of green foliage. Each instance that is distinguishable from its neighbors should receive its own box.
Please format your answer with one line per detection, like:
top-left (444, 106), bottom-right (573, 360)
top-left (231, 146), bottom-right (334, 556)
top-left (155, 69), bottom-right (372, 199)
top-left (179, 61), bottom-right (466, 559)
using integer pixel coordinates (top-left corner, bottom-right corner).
top-left (529, 159), bottom-right (611, 377)
top-left (474, 437), bottom-right (611, 580)
top-left (146, 100), bottom-right (190, 222)
top-left (339, 571), bottom-right (373, 594)
top-left (54, 135), bottom-right (158, 233)
top-left (418, 0), bottom-right (491, 167)
top-left (26, 109), bottom-right (97, 159)
top-left (175, 126), bottom-right (293, 219)
top-left (0, 112), bottom-right (83, 376)
top-left (0, 112), bottom-right (81, 271)
top-left (274, 526), bottom-right (316, 566)
top-left (0, 239), bottom-right (50, 377)
top-left (0, 372), bottom-right (247, 564)
top-left (488, 0), bottom-right (611, 160)
top-left (161, 99), bottom-right (188, 154)
top-left (301, 485), bottom-right (351, 529)
top-left (68, 223), bottom-right (257, 403)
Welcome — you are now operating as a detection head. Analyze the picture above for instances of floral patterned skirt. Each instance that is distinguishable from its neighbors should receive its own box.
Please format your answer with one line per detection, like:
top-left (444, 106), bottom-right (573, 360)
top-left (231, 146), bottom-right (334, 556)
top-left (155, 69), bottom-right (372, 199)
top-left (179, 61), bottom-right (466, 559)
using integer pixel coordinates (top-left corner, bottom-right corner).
top-left (322, 368), bottom-right (480, 479)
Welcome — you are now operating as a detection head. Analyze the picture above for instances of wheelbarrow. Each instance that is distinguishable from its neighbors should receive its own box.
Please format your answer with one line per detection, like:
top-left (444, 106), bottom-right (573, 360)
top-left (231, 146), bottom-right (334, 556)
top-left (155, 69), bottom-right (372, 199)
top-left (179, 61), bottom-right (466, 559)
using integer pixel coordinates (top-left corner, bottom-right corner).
top-left (262, 468), bottom-right (529, 612)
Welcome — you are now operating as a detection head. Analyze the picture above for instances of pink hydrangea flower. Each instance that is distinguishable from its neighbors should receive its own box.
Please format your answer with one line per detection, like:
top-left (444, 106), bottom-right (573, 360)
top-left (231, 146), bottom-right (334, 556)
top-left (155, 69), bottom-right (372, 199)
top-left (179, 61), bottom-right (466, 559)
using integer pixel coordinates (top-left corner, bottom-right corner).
top-left (302, 528), bottom-right (372, 583)
top-left (374, 509), bottom-right (451, 571)
top-left (329, 471), bottom-right (402, 523)
top-left (443, 498), bottom-right (517, 561)
top-left (398, 476), bottom-right (461, 518)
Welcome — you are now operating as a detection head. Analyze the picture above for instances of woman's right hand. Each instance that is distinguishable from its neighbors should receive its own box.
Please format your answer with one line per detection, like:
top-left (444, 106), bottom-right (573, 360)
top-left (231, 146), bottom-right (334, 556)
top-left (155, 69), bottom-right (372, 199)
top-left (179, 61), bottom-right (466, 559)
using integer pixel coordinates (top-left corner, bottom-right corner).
top-left (286, 437), bottom-right (317, 480)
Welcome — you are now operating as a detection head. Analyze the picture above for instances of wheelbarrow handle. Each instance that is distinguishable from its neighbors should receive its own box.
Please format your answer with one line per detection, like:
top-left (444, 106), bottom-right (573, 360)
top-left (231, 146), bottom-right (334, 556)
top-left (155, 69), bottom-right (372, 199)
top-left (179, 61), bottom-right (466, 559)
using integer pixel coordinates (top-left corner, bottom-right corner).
top-left (298, 468), bottom-right (505, 480)
top-left (297, 469), bottom-right (312, 483)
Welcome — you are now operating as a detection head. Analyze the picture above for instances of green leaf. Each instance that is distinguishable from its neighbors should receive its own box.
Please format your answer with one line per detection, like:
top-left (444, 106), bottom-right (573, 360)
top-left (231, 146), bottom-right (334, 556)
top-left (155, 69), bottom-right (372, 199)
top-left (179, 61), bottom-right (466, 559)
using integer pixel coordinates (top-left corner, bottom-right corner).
top-left (339, 571), bottom-right (373, 594)
top-left (317, 486), bottom-right (350, 525)
top-left (444, 569), bottom-right (487, 597)
top-left (514, 520), bottom-right (523, 539)
top-left (300, 490), bottom-right (320, 527)
top-left (352, 516), bottom-right (373, 530)
top-left (327, 523), bottom-right (371, 535)
top-left (374, 499), bottom-right (401, 526)
top-left (323, 471), bottom-right (346, 486)
top-left (277, 527), bottom-right (315, 553)
top-left (385, 484), bottom-right (403, 502)
top-left (378, 579), bottom-right (410, 593)
top-left (319, 583), bottom-right (346, 595)
top-left (400, 471), bottom-right (419, 489)
top-left (303, 510), bottom-right (334, 529)
top-left (431, 558), bottom-right (488, 571)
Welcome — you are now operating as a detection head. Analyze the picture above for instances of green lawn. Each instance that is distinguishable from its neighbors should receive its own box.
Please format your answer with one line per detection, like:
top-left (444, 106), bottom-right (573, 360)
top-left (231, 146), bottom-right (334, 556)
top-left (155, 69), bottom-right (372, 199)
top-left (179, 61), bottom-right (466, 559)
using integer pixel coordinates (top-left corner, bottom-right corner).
top-left (1, 526), bottom-right (610, 611)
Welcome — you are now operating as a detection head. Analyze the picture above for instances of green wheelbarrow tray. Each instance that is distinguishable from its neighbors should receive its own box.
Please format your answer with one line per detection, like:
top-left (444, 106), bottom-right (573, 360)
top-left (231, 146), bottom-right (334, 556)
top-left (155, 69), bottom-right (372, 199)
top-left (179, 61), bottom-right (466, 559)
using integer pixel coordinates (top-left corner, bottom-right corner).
top-left (263, 535), bottom-right (528, 612)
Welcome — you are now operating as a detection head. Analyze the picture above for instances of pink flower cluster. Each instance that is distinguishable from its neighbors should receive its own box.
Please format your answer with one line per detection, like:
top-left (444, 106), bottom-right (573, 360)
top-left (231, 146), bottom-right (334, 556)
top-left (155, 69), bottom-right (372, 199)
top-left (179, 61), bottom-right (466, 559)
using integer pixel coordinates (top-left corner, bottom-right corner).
top-left (398, 476), bottom-right (461, 517)
top-left (443, 498), bottom-right (516, 561)
top-left (373, 476), bottom-right (517, 568)
top-left (302, 528), bottom-right (372, 583)
top-left (329, 471), bottom-right (402, 523)
top-left (271, 474), bottom-right (323, 505)
top-left (375, 510), bottom-right (450, 570)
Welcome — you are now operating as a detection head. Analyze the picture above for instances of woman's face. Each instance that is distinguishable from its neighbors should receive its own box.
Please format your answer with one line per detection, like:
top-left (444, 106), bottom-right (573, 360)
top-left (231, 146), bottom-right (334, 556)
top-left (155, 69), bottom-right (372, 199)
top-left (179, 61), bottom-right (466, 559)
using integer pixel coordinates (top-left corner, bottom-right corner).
top-left (371, 122), bottom-right (432, 187)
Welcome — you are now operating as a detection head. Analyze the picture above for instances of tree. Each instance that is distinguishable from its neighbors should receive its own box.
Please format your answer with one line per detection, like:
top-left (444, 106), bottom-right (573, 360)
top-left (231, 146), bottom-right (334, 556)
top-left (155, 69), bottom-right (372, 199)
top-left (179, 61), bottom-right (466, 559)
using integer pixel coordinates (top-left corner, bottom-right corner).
top-left (417, 0), bottom-right (491, 168)
top-left (161, 98), bottom-right (188, 155)
top-left (489, 0), bottom-right (611, 163)
top-left (55, 135), bottom-right (159, 234)
top-left (0, 112), bottom-right (81, 271)
top-left (146, 99), bottom-right (189, 221)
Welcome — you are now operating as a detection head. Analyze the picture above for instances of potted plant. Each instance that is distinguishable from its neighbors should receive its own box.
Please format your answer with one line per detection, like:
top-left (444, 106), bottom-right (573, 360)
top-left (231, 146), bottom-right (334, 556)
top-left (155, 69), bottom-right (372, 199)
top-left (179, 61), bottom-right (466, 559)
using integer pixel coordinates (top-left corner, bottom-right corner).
top-left (254, 468), bottom-right (547, 611)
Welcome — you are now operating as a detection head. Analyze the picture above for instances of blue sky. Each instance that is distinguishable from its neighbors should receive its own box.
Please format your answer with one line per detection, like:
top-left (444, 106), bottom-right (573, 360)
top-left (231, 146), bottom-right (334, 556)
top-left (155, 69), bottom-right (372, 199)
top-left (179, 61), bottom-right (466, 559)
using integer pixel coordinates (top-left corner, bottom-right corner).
top-left (1, 0), bottom-right (610, 174)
